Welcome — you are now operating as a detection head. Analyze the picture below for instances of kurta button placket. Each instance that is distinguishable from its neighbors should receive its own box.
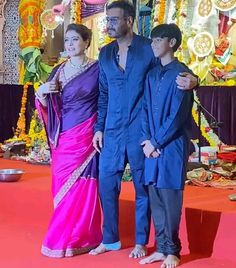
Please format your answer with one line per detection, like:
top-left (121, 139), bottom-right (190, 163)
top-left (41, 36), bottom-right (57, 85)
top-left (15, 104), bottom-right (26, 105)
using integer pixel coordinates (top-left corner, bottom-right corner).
top-left (96, 34), bottom-right (157, 171)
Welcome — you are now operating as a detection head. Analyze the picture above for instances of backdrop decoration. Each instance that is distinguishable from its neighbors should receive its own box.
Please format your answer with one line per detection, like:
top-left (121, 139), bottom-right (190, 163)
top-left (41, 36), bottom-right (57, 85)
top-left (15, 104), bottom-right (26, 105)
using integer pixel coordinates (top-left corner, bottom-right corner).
top-left (40, 9), bottom-right (63, 38)
top-left (192, 91), bottom-right (222, 147)
top-left (152, 0), bottom-right (166, 27)
top-left (70, 0), bottom-right (82, 24)
top-left (212, 0), bottom-right (236, 11)
top-left (9, 82), bottom-right (32, 145)
top-left (192, 31), bottom-right (215, 58)
top-left (18, 0), bottom-right (46, 49)
top-left (19, 47), bottom-right (53, 84)
top-left (197, 0), bottom-right (214, 18)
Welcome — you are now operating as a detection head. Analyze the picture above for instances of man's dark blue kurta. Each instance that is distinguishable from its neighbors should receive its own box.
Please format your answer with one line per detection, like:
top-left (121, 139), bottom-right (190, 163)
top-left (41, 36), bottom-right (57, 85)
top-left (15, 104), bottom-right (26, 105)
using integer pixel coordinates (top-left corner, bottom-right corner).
top-left (95, 33), bottom-right (156, 245)
top-left (95, 34), bottom-right (156, 172)
top-left (141, 59), bottom-right (194, 190)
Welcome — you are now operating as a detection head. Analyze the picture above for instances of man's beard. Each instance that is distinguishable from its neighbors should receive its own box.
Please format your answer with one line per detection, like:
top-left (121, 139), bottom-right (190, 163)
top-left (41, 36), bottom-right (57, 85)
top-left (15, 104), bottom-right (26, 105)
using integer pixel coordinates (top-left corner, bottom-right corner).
top-left (107, 27), bottom-right (128, 39)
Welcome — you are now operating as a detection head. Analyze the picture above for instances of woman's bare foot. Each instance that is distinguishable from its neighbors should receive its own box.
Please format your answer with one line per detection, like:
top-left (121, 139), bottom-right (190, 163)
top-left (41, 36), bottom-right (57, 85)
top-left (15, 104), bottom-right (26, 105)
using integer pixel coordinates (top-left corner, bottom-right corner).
top-left (89, 243), bottom-right (109, 255)
top-left (139, 252), bottom-right (166, 264)
top-left (129, 244), bottom-right (147, 258)
top-left (161, 254), bottom-right (180, 268)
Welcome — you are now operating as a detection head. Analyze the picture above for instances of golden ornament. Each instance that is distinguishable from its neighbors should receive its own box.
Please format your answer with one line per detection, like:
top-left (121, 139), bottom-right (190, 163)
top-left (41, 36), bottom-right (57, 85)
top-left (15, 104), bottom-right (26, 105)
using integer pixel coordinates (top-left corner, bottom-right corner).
top-left (212, 0), bottom-right (236, 11)
top-left (192, 32), bottom-right (215, 58)
top-left (198, 0), bottom-right (213, 17)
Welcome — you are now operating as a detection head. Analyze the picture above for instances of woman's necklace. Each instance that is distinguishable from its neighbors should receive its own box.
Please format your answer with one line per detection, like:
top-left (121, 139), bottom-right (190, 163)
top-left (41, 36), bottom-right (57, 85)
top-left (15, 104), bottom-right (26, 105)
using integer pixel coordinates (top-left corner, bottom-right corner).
top-left (69, 56), bottom-right (88, 69)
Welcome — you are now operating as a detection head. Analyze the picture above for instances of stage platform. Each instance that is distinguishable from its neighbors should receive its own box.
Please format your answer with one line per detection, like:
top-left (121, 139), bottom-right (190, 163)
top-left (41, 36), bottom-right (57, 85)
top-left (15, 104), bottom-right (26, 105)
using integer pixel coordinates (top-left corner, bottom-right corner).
top-left (0, 158), bottom-right (236, 268)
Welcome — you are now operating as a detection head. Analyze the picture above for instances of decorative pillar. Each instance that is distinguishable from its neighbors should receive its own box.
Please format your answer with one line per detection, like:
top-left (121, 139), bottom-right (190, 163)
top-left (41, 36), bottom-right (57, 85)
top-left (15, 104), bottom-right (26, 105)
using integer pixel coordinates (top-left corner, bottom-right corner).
top-left (18, 0), bottom-right (45, 50)
top-left (0, 0), bottom-right (7, 83)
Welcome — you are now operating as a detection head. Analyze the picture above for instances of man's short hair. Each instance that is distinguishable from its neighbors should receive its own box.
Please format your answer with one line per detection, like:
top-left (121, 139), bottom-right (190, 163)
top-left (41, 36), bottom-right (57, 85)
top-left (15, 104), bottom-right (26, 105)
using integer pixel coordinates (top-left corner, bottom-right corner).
top-left (151, 24), bottom-right (182, 52)
top-left (106, 0), bottom-right (136, 23)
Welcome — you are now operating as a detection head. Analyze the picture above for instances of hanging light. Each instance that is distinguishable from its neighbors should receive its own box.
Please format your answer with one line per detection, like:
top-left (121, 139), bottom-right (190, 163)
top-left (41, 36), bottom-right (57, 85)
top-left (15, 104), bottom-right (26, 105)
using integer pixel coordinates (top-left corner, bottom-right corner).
top-left (40, 9), bottom-right (64, 39)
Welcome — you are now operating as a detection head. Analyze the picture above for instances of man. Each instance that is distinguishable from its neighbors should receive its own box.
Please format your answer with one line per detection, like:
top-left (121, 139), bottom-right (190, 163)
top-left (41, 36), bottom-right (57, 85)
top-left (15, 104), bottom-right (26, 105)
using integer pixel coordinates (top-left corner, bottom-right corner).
top-left (90, 0), bottom-right (198, 258)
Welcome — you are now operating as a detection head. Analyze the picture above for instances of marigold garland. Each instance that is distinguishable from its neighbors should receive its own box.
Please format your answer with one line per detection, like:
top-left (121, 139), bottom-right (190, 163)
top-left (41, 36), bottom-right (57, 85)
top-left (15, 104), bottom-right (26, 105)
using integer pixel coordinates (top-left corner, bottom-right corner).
top-left (18, 60), bottom-right (26, 85)
top-left (175, 0), bottom-right (183, 26)
top-left (70, 0), bottom-right (82, 24)
top-left (28, 82), bottom-right (47, 147)
top-left (164, 0), bottom-right (170, 22)
top-left (13, 82), bottom-right (32, 144)
top-left (184, 0), bottom-right (195, 35)
top-left (175, 0), bottom-right (189, 61)
top-left (192, 91), bottom-right (221, 147)
top-left (177, 0), bottom-right (188, 31)
top-left (153, 0), bottom-right (166, 27)
top-left (28, 110), bottom-right (47, 147)
top-left (167, 0), bottom-right (176, 23)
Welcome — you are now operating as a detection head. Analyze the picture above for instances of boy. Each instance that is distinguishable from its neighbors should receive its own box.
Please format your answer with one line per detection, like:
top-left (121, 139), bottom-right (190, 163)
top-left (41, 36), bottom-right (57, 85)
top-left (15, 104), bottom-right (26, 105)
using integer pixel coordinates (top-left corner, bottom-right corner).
top-left (140, 24), bottom-right (194, 267)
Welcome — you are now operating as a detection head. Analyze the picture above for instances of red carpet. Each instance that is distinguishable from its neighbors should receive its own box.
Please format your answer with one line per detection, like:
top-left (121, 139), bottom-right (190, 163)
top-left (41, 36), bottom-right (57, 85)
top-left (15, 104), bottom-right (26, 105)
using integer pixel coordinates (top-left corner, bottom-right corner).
top-left (0, 158), bottom-right (236, 268)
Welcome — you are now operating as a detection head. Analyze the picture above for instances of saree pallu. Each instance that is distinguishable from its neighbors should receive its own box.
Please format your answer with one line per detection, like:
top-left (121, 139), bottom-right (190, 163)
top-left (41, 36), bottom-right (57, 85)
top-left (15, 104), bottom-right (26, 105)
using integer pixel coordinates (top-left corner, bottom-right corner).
top-left (41, 113), bottom-right (102, 257)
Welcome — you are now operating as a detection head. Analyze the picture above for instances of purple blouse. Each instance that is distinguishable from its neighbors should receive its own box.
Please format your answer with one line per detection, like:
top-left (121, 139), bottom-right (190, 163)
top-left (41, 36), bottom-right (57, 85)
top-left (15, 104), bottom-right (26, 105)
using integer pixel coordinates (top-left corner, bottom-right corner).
top-left (46, 60), bottom-right (99, 147)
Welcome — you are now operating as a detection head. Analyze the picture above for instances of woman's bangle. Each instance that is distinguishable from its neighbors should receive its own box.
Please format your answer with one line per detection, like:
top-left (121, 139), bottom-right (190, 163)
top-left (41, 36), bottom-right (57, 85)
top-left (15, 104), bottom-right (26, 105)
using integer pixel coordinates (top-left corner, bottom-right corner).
top-left (35, 91), bottom-right (47, 100)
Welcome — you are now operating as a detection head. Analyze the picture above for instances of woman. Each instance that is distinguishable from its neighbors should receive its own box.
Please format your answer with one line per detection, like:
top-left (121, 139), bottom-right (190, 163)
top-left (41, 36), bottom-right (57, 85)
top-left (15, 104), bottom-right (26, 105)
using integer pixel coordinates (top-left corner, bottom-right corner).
top-left (35, 24), bottom-right (102, 258)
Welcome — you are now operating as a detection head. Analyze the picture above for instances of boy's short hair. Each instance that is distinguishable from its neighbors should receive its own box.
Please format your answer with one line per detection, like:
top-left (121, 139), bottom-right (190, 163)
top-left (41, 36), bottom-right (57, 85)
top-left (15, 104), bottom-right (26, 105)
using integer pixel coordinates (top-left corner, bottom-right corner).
top-left (106, 0), bottom-right (136, 23)
top-left (151, 23), bottom-right (182, 52)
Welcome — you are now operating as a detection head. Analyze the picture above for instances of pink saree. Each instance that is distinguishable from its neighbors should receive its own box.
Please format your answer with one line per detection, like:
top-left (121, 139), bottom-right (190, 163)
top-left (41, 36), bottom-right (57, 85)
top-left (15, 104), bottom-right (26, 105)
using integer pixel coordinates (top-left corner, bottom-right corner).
top-left (37, 61), bottom-right (102, 257)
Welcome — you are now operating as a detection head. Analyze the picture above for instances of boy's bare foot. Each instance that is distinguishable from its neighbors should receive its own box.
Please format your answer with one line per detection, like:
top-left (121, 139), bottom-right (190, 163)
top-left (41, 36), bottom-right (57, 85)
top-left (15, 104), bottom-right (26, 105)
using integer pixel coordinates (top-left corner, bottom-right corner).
top-left (129, 244), bottom-right (147, 258)
top-left (161, 254), bottom-right (180, 268)
top-left (139, 252), bottom-right (166, 264)
top-left (89, 243), bottom-right (109, 255)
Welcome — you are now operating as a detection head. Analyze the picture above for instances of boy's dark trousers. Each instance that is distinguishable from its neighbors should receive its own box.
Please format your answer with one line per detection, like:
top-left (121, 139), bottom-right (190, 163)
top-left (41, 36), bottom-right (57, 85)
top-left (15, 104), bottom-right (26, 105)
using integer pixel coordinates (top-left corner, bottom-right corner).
top-left (148, 185), bottom-right (183, 257)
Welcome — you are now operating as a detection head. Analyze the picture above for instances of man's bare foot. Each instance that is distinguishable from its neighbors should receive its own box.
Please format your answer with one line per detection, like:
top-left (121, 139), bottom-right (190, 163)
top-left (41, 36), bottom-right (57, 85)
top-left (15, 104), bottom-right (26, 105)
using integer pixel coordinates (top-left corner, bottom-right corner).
top-left (129, 244), bottom-right (147, 258)
top-left (139, 252), bottom-right (166, 264)
top-left (161, 254), bottom-right (180, 268)
top-left (89, 243), bottom-right (108, 255)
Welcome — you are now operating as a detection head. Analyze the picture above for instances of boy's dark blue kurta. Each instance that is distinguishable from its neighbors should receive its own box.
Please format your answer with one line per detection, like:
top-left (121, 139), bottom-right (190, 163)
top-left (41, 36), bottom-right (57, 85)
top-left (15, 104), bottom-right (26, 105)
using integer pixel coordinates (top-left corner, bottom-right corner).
top-left (142, 59), bottom-right (194, 190)
top-left (95, 34), bottom-right (155, 172)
